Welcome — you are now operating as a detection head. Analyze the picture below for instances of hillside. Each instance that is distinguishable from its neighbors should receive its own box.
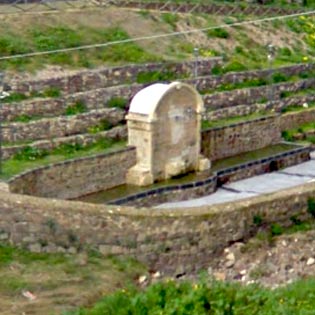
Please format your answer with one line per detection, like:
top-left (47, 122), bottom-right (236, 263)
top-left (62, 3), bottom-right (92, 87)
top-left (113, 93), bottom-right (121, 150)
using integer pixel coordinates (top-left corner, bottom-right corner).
top-left (0, 5), bottom-right (315, 76)
top-left (2, 3), bottom-right (315, 315)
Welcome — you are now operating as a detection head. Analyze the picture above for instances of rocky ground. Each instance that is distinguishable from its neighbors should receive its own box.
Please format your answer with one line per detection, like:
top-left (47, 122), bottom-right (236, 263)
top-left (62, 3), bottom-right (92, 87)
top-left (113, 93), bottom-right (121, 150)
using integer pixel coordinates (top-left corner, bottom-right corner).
top-left (207, 229), bottom-right (315, 288)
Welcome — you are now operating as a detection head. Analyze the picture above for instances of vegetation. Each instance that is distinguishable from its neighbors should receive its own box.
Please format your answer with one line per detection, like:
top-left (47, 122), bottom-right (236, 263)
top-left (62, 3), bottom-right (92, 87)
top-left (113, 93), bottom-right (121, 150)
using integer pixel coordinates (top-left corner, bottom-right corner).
top-left (0, 139), bottom-right (126, 180)
top-left (0, 243), bottom-right (145, 311)
top-left (65, 100), bottom-right (87, 116)
top-left (68, 277), bottom-right (315, 315)
top-left (107, 97), bottom-right (128, 110)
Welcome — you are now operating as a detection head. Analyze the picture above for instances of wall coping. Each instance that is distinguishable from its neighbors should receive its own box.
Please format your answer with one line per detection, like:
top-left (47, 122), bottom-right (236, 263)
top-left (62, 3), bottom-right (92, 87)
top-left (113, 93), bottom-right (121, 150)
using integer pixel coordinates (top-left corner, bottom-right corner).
top-left (3, 171), bottom-right (315, 218)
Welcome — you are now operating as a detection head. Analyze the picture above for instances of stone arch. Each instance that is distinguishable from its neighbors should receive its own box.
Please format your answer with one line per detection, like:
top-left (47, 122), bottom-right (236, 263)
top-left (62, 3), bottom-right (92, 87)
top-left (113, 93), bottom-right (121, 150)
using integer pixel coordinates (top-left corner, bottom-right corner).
top-left (126, 82), bottom-right (210, 186)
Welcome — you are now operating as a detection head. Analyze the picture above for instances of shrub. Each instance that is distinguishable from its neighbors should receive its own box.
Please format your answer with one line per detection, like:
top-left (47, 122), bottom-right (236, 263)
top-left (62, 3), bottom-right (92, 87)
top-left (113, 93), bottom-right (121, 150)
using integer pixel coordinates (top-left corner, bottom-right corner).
top-left (281, 130), bottom-right (294, 142)
top-left (161, 13), bottom-right (179, 30)
top-left (14, 146), bottom-right (48, 161)
top-left (107, 97), bottom-right (128, 110)
top-left (87, 119), bottom-right (113, 134)
top-left (307, 198), bottom-right (315, 218)
top-left (43, 87), bottom-right (61, 98)
top-left (270, 223), bottom-right (283, 236)
top-left (206, 27), bottom-right (230, 39)
top-left (223, 60), bottom-right (248, 73)
top-left (65, 100), bottom-right (87, 116)
top-left (272, 72), bottom-right (288, 84)
top-left (136, 70), bottom-right (177, 84)
top-left (253, 214), bottom-right (263, 226)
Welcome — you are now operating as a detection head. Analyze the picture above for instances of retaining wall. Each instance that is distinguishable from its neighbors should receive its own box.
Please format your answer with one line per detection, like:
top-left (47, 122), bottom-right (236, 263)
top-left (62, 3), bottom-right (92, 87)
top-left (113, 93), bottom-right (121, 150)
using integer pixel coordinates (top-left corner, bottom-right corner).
top-left (1, 179), bottom-right (315, 275)
top-left (3, 64), bottom-right (314, 122)
top-left (3, 108), bottom-right (125, 143)
top-left (8, 147), bottom-right (136, 199)
top-left (6, 58), bottom-right (223, 95)
top-left (201, 115), bottom-right (282, 161)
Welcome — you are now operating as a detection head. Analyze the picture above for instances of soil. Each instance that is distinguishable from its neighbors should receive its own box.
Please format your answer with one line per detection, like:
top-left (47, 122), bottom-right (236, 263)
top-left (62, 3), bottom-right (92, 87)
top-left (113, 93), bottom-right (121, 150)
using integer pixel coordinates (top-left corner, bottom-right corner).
top-left (208, 229), bottom-right (315, 289)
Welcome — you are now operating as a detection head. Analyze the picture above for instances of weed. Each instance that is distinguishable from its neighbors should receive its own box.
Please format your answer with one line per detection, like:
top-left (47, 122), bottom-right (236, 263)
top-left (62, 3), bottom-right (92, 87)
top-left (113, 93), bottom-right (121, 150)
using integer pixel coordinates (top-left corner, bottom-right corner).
top-left (253, 214), bottom-right (263, 226)
top-left (87, 119), bottom-right (113, 134)
top-left (65, 100), bottom-right (87, 116)
top-left (14, 146), bottom-right (48, 161)
top-left (14, 114), bottom-right (33, 123)
top-left (161, 13), bottom-right (179, 30)
top-left (44, 217), bottom-right (58, 234)
top-left (107, 97), bottom-right (128, 110)
top-left (290, 215), bottom-right (302, 226)
top-left (3, 92), bottom-right (28, 103)
top-left (223, 60), bottom-right (248, 73)
top-left (43, 87), bottom-right (61, 98)
top-left (307, 198), bottom-right (315, 218)
top-left (270, 223), bottom-right (283, 236)
top-left (272, 72), bottom-right (288, 84)
top-left (206, 27), bottom-right (230, 39)
top-left (136, 70), bottom-right (177, 84)
top-left (281, 130), bottom-right (294, 142)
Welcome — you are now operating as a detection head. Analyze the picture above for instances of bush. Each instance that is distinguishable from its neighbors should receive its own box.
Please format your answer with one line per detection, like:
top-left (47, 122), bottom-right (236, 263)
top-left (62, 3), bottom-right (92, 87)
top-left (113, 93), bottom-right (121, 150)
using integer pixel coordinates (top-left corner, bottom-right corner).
top-left (270, 223), bottom-right (283, 236)
top-left (206, 27), bottom-right (230, 39)
top-left (272, 72), bottom-right (288, 84)
top-left (65, 100), bottom-right (87, 116)
top-left (223, 60), bottom-right (248, 73)
top-left (136, 70), bottom-right (177, 84)
top-left (307, 198), bottom-right (315, 218)
top-left (14, 146), bottom-right (48, 161)
top-left (107, 97), bottom-right (128, 110)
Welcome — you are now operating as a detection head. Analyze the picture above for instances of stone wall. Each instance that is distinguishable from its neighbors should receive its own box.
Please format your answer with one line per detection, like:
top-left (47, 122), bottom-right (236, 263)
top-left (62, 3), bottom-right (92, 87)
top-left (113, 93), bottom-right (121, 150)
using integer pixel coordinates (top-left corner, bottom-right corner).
top-left (279, 107), bottom-right (315, 131)
top-left (3, 108), bottom-right (125, 143)
top-left (1, 179), bottom-right (315, 275)
top-left (3, 64), bottom-right (314, 123)
top-left (8, 147), bottom-right (136, 199)
top-left (111, 145), bottom-right (310, 207)
top-left (201, 115), bottom-right (282, 161)
top-left (116, 0), bottom-right (304, 16)
top-left (203, 79), bottom-right (315, 110)
top-left (6, 58), bottom-right (223, 95)
top-left (2, 126), bottom-right (127, 160)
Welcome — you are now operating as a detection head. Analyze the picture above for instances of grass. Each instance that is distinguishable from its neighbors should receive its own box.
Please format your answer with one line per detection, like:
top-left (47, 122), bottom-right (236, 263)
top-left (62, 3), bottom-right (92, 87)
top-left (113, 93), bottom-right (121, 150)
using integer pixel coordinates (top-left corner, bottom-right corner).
top-left (0, 24), bottom-right (160, 71)
top-left (66, 277), bottom-right (315, 315)
top-left (1, 8), bottom-right (315, 73)
top-left (0, 243), bottom-right (146, 312)
top-left (282, 121), bottom-right (315, 142)
top-left (0, 139), bottom-right (126, 180)
top-left (202, 111), bottom-right (269, 129)
top-left (65, 100), bottom-right (87, 116)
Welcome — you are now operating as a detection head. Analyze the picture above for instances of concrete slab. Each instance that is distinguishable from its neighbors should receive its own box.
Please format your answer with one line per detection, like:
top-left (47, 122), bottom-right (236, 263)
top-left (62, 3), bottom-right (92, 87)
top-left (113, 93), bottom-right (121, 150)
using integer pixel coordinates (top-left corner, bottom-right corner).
top-left (157, 158), bottom-right (315, 209)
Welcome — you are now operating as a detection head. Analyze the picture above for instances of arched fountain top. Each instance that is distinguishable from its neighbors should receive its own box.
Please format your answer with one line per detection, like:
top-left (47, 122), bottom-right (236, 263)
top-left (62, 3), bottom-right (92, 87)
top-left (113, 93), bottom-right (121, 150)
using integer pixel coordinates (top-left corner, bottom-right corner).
top-left (129, 82), bottom-right (203, 120)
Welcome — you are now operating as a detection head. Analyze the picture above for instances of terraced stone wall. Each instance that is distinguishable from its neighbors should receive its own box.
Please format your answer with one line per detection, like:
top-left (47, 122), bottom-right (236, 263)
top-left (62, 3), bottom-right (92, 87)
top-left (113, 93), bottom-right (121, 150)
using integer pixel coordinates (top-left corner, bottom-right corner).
top-left (6, 58), bottom-right (223, 95)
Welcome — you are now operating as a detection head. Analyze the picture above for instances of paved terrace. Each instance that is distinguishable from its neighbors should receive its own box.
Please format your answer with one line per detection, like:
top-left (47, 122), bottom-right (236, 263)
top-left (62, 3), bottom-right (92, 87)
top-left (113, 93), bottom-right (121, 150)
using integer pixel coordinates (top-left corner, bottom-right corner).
top-left (158, 152), bottom-right (315, 209)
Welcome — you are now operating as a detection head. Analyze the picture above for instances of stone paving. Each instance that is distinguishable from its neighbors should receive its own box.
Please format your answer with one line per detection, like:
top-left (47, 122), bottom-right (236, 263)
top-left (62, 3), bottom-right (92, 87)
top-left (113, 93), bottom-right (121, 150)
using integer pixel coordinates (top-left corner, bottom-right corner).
top-left (158, 155), bottom-right (315, 209)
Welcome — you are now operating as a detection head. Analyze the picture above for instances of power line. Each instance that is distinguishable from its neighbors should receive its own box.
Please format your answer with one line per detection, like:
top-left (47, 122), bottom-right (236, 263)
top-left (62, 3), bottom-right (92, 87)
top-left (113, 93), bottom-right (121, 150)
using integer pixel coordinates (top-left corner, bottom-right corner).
top-left (0, 8), bottom-right (314, 61)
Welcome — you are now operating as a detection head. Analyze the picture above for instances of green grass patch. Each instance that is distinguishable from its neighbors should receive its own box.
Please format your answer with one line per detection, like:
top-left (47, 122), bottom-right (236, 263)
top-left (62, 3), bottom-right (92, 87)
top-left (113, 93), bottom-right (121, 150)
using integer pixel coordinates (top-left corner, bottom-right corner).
top-left (67, 277), bottom-right (315, 315)
top-left (206, 27), bottom-right (230, 39)
top-left (65, 100), bottom-right (87, 116)
top-left (202, 111), bottom-right (269, 129)
top-left (107, 97), bottom-right (128, 110)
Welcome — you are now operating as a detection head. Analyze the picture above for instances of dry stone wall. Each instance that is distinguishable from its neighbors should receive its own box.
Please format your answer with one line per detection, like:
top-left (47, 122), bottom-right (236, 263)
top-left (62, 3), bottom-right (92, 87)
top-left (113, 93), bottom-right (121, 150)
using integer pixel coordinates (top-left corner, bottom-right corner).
top-left (1, 180), bottom-right (315, 275)
top-left (3, 108), bottom-right (125, 143)
top-left (6, 58), bottom-right (223, 95)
